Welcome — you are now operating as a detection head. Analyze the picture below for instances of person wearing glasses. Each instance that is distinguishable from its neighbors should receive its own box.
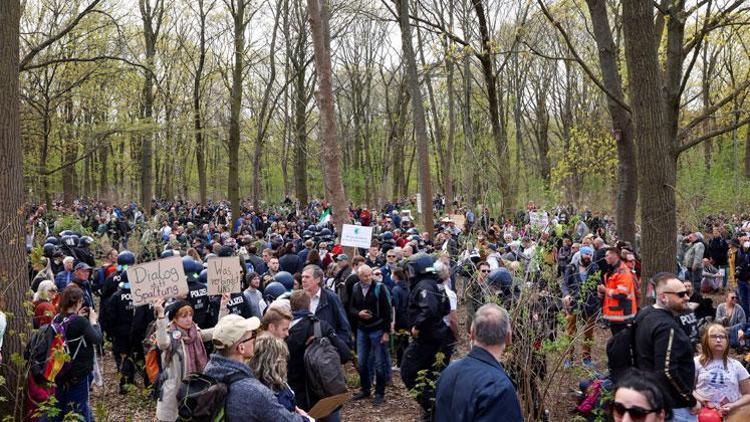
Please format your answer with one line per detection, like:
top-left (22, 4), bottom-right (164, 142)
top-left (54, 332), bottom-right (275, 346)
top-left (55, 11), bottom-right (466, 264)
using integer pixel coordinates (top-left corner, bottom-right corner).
top-left (634, 272), bottom-right (700, 421)
top-left (694, 324), bottom-right (750, 418)
top-left (612, 369), bottom-right (670, 422)
top-left (203, 314), bottom-right (311, 421)
top-left (716, 292), bottom-right (747, 350)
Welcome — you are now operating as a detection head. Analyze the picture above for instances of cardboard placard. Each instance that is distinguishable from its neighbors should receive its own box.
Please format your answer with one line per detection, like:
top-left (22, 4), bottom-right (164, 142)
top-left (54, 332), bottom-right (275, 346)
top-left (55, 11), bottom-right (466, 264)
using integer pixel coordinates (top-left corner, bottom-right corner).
top-left (307, 393), bottom-right (349, 419)
top-left (127, 256), bottom-right (188, 306)
top-left (206, 257), bottom-right (243, 295)
top-left (340, 224), bottom-right (373, 249)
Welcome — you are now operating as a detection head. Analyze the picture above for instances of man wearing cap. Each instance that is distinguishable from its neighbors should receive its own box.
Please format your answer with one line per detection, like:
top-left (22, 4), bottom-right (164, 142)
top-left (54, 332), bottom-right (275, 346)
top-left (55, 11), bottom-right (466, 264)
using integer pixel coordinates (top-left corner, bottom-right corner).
top-left (71, 262), bottom-right (95, 310)
top-left (561, 246), bottom-right (600, 368)
top-left (202, 314), bottom-right (311, 421)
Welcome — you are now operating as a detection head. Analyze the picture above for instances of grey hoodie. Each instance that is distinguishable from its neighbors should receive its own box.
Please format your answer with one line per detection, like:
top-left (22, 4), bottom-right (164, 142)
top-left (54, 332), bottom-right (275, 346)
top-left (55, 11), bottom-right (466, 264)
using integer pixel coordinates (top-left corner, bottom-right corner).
top-left (202, 354), bottom-right (305, 422)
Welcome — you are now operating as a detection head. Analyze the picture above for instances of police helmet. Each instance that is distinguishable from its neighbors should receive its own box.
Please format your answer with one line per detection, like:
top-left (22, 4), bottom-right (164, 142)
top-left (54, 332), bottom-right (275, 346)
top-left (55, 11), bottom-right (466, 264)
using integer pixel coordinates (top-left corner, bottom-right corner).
top-left (381, 231), bottom-right (394, 241)
top-left (45, 236), bottom-right (59, 245)
top-left (406, 253), bottom-right (436, 279)
top-left (274, 271), bottom-right (294, 291)
top-left (264, 281), bottom-right (287, 303)
top-left (78, 236), bottom-right (94, 248)
top-left (117, 250), bottom-right (136, 267)
top-left (199, 269), bottom-right (208, 284)
top-left (487, 268), bottom-right (513, 289)
top-left (43, 243), bottom-right (58, 258)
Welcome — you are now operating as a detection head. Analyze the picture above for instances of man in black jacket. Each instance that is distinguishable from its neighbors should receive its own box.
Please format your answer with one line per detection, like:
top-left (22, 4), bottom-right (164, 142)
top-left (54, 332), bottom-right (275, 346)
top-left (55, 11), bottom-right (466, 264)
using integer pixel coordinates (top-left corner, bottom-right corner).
top-left (103, 275), bottom-right (136, 393)
top-left (634, 272), bottom-right (700, 420)
top-left (286, 290), bottom-right (351, 412)
top-left (400, 254), bottom-right (451, 421)
top-left (349, 264), bottom-right (391, 405)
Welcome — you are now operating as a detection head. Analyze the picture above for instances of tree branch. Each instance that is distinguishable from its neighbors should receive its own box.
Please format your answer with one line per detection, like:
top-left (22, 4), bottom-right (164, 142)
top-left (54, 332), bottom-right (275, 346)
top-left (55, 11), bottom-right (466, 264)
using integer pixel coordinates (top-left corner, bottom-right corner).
top-left (21, 55), bottom-right (151, 74)
top-left (536, 0), bottom-right (632, 113)
top-left (677, 115), bottom-right (750, 154)
top-left (678, 78), bottom-right (750, 139)
top-left (20, 0), bottom-right (103, 70)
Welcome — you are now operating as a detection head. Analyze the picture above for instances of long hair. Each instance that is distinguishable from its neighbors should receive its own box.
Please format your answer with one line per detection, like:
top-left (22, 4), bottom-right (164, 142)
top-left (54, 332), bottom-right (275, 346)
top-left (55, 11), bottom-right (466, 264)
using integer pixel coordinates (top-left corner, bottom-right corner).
top-left (34, 280), bottom-right (57, 302)
top-left (249, 334), bottom-right (289, 391)
top-left (699, 323), bottom-right (729, 369)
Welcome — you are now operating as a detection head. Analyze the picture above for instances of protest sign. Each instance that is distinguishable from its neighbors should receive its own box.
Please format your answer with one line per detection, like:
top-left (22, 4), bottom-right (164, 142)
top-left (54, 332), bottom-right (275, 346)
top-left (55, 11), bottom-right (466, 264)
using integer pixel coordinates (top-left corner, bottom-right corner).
top-left (206, 256), bottom-right (243, 295)
top-left (127, 256), bottom-right (188, 306)
top-left (340, 224), bottom-right (373, 249)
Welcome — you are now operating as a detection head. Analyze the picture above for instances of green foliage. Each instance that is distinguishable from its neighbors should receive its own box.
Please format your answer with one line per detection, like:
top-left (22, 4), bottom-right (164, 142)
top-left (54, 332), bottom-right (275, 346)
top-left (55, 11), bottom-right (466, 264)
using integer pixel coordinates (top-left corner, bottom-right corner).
top-left (52, 214), bottom-right (91, 236)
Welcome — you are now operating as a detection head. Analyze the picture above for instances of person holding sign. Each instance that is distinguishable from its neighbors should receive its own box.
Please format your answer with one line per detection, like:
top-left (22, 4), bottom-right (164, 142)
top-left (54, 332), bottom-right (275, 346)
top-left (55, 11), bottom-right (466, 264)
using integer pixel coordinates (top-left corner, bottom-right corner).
top-left (153, 299), bottom-right (215, 422)
top-left (200, 269), bottom-right (253, 318)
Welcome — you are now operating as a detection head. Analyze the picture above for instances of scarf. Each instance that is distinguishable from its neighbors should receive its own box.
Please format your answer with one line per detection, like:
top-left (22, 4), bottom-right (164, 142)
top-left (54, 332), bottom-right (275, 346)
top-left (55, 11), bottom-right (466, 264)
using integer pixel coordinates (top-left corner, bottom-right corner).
top-left (170, 322), bottom-right (208, 375)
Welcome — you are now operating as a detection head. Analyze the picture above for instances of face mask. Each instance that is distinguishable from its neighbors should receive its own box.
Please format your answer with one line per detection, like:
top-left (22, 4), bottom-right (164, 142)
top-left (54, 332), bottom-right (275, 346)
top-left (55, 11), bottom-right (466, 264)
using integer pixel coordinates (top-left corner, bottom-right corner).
top-left (744, 241), bottom-right (750, 249)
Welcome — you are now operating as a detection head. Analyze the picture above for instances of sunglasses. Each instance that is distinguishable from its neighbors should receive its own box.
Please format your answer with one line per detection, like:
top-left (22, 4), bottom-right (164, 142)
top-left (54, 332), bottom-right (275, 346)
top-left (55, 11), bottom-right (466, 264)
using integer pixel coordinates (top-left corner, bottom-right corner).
top-left (480, 269), bottom-right (491, 273)
top-left (387, 255), bottom-right (396, 258)
top-left (611, 402), bottom-right (659, 421)
top-left (663, 290), bottom-right (688, 298)
top-left (240, 332), bottom-right (257, 344)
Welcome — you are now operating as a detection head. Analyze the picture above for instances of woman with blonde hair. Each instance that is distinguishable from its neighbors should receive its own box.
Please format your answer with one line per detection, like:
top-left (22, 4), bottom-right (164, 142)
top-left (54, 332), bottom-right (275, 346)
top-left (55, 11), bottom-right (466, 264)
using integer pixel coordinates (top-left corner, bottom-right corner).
top-left (694, 323), bottom-right (750, 417)
top-left (250, 334), bottom-right (296, 412)
top-left (33, 280), bottom-right (59, 328)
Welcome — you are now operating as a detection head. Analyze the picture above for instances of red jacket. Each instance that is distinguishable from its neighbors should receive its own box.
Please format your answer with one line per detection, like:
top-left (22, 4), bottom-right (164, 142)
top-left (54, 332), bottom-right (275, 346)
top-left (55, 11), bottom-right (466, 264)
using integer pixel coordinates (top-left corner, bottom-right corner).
top-left (602, 261), bottom-right (638, 322)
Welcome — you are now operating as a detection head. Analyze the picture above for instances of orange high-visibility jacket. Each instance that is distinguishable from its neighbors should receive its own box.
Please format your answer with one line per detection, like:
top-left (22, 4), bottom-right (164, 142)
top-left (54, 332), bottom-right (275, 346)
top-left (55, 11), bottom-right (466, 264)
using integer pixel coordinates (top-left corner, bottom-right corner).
top-left (602, 262), bottom-right (638, 322)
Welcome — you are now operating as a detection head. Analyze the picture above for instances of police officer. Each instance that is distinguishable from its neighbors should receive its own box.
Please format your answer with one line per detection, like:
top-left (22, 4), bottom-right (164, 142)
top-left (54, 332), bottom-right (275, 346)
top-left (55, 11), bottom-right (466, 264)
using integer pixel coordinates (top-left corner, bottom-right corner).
top-left (101, 251), bottom-right (135, 309)
top-left (183, 256), bottom-right (212, 328)
top-left (103, 273), bottom-right (136, 393)
top-left (200, 269), bottom-right (253, 318)
top-left (400, 253), bottom-right (451, 421)
top-left (74, 236), bottom-right (96, 267)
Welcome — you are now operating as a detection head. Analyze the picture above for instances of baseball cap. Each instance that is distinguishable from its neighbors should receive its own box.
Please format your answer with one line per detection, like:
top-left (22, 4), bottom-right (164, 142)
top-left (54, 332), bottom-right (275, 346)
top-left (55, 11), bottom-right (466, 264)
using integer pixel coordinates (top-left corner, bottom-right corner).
top-left (212, 315), bottom-right (261, 349)
top-left (74, 262), bottom-right (92, 271)
top-left (580, 246), bottom-right (594, 256)
top-left (336, 254), bottom-right (349, 262)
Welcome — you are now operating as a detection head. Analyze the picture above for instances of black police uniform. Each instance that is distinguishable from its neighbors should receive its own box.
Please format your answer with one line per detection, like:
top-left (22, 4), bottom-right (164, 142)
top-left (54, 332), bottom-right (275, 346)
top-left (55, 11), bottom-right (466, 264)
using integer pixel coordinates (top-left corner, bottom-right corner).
top-left (104, 285), bottom-right (136, 391)
top-left (400, 273), bottom-right (451, 417)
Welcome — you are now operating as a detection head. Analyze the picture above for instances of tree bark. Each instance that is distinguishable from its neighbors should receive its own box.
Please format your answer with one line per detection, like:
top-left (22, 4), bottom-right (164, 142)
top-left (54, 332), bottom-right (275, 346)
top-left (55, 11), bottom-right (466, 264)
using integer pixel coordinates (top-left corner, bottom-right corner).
top-left (398, 0), bottom-right (434, 236)
top-left (586, 0), bottom-right (638, 244)
top-left (228, 0), bottom-right (247, 220)
top-left (193, 0), bottom-right (209, 204)
top-left (0, 1), bottom-right (31, 416)
top-left (471, 0), bottom-right (512, 212)
top-left (139, 0), bottom-right (163, 215)
top-left (622, 0), bottom-right (676, 291)
top-left (307, 0), bottom-right (349, 231)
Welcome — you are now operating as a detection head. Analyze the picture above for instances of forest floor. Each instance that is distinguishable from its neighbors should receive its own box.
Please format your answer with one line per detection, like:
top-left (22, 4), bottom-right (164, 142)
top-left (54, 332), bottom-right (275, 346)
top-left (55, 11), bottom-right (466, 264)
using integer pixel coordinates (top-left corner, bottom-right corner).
top-left (88, 292), bottom-right (733, 421)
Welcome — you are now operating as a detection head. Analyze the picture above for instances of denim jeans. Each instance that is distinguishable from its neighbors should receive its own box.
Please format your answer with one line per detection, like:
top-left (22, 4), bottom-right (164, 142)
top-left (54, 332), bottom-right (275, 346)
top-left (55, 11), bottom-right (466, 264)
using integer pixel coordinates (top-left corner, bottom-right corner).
top-left (54, 374), bottom-right (92, 422)
top-left (720, 265), bottom-right (729, 289)
top-left (669, 407), bottom-right (697, 422)
top-left (357, 329), bottom-right (387, 396)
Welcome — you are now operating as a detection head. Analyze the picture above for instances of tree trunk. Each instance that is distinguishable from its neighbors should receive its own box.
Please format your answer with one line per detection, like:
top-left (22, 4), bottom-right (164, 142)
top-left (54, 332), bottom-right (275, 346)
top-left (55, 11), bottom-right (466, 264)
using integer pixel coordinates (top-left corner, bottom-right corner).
top-left (228, 0), bottom-right (247, 220)
top-left (622, 0), bottom-right (676, 291)
top-left (745, 121), bottom-right (750, 178)
top-left (62, 96), bottom-right (77, 204)
top-left (193, 0), bottom-right (209, 204)
top-left (307, 0), bottom-right (349, 231)
top-left (139, 0), bottom-right (163, 216)
top-left (398, 0), bottom-right (434, 236)
top-left (0, 1), bottom-right (30, 416)
top-left (586, 0), bottom-right (638, 244)
top-left (471, 0), bottom-right (512, 212)
top-left (293, 65), bottom-right (309, 206)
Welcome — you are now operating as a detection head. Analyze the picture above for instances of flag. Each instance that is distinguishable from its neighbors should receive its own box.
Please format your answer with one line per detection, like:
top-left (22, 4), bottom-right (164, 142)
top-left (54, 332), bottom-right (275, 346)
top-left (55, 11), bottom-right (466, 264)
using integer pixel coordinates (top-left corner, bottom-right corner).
top-left (319, 208), bottom-right (331, 224)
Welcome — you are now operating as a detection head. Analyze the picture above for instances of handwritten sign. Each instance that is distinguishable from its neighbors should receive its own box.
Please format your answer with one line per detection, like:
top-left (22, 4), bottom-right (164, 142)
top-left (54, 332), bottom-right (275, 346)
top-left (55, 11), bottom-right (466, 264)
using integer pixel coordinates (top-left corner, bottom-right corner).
top-left (206, 257), bottom-right (243, 295)
top-left (340, 224), bottom-right (373, 249)
top-left (127, 256), bottom-right (188, 306)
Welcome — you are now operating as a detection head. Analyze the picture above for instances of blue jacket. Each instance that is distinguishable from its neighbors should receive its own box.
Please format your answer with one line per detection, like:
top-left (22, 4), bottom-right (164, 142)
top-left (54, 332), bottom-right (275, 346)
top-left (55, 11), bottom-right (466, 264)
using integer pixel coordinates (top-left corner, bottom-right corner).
top-left (202, 354), bottom-right (304, 422)
top-left (435, 346), bottom-right (522, 422)
top-left (314, 287), bottom-right (353, 346)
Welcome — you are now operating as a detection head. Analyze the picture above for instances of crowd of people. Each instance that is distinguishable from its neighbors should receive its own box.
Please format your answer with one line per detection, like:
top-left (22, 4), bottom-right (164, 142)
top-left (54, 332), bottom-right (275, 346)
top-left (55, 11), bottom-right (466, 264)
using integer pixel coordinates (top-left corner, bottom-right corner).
top-left (5, 197), bottom-right (750, 421)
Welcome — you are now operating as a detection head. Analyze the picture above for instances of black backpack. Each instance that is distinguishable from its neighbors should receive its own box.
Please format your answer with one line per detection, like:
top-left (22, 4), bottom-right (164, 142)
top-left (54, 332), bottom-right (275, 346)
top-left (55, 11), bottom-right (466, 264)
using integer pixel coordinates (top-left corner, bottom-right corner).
top-left (25, 324), bottom-right (55, 384)
top-left (176, 372), bottom-right (248, 422)
top-left (606, 321), bottom-right (638, 383)
top-left (304, 318), bottom-right (347, 398)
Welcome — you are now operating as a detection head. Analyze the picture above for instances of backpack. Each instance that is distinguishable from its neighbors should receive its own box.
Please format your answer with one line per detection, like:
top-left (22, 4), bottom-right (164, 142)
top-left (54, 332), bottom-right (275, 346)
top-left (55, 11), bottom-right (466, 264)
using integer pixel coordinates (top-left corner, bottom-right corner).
top-left (304, 318), bottom-right (347, 398)
top-left (27, 315), bottom-right (85, 385)
top-left (605, 321), bottom-right (637, 382)
top-left (176, 372), bottom-right (248, 422)
top-left (142, 320), bottom-right (162, 386)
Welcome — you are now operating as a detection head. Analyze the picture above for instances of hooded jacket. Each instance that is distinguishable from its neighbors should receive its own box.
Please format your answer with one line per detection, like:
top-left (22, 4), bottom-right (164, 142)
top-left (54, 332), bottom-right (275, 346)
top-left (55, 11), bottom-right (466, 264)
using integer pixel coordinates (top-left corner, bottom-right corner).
top-left (202, 354), bottom-right (305, 422)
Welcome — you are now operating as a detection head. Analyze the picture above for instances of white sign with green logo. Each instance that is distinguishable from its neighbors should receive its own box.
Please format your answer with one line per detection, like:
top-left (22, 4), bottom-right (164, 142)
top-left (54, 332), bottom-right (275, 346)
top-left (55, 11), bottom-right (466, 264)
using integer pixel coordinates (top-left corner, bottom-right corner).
top-left (340, 224), bottom-right (373, 249)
